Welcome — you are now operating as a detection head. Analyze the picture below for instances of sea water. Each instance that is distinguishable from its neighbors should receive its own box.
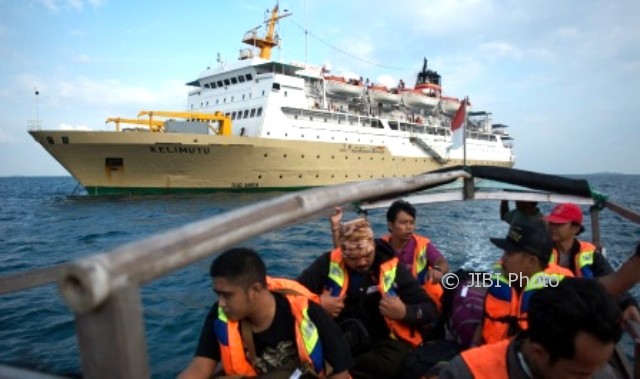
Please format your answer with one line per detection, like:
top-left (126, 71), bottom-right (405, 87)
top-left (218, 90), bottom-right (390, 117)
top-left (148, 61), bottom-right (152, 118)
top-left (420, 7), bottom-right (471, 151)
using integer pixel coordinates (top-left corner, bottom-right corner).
top-left (0, 174), bottom-right (639, 377)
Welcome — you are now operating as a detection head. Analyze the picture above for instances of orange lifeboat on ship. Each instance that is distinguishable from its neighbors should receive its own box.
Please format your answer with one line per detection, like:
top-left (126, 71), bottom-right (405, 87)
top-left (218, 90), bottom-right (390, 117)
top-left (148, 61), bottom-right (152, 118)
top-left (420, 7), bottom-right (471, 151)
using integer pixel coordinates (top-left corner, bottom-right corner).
top-left (415, 82), bottom-right (442, 96)
top-left (401, 88), bottom-right (440, 111)
top-left (440, 96), bottom-right (462, 114)
top-left (324, 75), bottom-right (364, 97)
top-left (368, 84), bottom-right (401, 104)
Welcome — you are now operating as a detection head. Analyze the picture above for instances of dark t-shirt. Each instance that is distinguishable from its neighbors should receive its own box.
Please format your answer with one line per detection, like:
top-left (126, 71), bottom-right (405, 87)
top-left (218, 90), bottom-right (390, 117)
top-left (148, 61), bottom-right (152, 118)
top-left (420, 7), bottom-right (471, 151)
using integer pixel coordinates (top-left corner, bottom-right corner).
top-left (195, 293), bottom-right (353, 375)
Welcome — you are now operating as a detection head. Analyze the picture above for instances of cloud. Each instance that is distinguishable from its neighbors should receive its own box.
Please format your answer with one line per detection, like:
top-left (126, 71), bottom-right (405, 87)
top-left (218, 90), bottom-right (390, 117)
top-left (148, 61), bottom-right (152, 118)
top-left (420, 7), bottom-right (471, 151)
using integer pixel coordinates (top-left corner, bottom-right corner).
top-left (52, 76), bottom-right (183, 107)
top-left (478, 42), bottom-right (523, 60)
top-left (37, 0), bottom-right (59, 13)
top-left (36, 0), bottom-right (105, 13)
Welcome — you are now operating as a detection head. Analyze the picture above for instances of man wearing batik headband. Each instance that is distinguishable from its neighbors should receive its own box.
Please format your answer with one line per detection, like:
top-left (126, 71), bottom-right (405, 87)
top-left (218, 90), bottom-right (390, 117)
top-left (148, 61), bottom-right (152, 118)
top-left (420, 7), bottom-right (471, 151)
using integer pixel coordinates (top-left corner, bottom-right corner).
top-left (297, 218), bottom-right (437, 379)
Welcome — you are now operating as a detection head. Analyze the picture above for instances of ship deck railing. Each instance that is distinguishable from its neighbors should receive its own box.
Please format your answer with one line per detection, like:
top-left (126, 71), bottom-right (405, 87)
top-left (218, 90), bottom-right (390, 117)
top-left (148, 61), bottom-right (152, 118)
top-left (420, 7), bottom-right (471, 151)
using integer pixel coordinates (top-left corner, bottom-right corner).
top-left (1, 168), bottom-right (639, 378)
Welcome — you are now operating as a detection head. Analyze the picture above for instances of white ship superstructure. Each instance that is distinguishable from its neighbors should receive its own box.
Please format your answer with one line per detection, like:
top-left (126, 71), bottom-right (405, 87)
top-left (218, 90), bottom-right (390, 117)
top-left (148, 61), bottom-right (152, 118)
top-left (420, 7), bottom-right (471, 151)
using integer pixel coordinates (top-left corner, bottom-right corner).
top-left (28, 4), bottom-right (514, 195)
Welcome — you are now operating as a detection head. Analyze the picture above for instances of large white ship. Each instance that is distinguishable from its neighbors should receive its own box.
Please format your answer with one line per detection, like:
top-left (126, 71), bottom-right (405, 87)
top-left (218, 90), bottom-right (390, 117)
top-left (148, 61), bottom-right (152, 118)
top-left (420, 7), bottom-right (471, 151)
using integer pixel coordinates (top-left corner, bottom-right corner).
top-left (29, 5), bottom-right (515, 195)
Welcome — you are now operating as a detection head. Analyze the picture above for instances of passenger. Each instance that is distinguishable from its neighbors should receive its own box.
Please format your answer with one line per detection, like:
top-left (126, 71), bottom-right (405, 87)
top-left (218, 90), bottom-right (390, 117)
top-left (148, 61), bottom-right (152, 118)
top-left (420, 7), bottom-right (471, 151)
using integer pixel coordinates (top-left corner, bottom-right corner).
top-left (478, 222), bottom-right (573, 346)
top-left (545, 202), bottom-right (640, 321)
top-left (298, 218), bottom-right (437, 379)
top-left (179, 248), bottom-right (353, 379)
top-left (439, 278), bottom-right (622, 379)
top-left (599, 242), bottom-right (640, 296)
top-left (499, 200), bottom-right (545, 227)
top-left (330, 201), bottom-right (449, 311)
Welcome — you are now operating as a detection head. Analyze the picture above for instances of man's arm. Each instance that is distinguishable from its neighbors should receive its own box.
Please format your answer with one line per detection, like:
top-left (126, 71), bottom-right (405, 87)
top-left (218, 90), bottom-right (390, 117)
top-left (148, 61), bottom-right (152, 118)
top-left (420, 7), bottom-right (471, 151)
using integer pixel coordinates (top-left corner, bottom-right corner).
top-left (425, 242), bottom-right (449, 283)
top-left (307, 302), bottom-right (354, 378)
top-left (179, 306), bottom-right (221, 378)
top-left (600, 256), bottom-right (640, 296)
top-left (177, 357), bottom-right (217, 379)
top-left (329, 207), bottom-right (343, 248)
top-left (592, 251), bottom-right (639, 316)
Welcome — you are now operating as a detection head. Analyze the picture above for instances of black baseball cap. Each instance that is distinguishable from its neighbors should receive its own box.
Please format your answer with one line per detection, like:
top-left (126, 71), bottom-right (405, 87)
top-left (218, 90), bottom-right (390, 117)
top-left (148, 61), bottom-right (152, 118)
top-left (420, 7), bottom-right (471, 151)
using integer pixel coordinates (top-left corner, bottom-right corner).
top-left (490, 222), bottom-right (553, 262)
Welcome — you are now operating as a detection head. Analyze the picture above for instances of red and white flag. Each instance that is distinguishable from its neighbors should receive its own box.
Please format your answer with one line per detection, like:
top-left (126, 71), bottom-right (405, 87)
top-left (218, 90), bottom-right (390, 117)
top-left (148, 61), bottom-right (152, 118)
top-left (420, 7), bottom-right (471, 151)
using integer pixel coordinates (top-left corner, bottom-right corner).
top-left (451, 99), bottom-right (467, 149)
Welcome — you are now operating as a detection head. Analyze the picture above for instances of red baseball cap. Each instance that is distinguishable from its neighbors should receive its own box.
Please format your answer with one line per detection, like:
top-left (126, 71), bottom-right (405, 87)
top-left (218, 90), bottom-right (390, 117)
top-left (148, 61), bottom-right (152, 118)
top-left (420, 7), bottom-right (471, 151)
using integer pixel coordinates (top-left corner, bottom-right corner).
top-left (545, 203), bottom-right (583, 225)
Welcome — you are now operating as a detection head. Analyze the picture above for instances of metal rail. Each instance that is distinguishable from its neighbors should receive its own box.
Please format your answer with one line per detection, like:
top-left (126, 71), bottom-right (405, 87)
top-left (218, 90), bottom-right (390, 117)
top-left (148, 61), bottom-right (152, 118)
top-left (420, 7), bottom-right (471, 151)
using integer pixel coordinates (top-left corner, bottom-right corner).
top-left (0, 170), bottom-right (470, 378)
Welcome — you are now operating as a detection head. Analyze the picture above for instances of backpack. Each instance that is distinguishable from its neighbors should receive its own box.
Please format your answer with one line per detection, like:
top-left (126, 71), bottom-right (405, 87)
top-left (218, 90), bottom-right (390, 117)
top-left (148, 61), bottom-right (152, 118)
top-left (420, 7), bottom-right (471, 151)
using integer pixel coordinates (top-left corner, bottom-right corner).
top-left (441, 269), bottom-right (487, 349)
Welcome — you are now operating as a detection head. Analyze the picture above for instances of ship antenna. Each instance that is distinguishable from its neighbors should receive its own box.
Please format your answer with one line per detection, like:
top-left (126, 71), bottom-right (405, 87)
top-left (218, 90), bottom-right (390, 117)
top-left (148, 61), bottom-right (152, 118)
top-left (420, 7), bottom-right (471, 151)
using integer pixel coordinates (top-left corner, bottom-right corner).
top-left (304, 0), bottom-right (308, 64)
top-left (28, 87), bottom-right (41, 131)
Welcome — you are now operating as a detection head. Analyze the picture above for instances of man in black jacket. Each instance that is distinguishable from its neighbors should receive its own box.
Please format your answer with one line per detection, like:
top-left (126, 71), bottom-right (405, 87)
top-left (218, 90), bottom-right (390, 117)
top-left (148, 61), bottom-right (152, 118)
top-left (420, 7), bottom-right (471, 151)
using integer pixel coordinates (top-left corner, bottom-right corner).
top-left (297, 218), bottom-right (437, 379)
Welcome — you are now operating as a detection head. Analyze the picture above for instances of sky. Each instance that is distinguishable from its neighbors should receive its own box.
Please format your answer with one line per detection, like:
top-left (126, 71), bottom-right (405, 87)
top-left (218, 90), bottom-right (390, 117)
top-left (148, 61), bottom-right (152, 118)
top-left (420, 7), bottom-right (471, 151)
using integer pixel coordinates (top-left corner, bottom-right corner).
top-left (1, 0), bottom-right (639, 176)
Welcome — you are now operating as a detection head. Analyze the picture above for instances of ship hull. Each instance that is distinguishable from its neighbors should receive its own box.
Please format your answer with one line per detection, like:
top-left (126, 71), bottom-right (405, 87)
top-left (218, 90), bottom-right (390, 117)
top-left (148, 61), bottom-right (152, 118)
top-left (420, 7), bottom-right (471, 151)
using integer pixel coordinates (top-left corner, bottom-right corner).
top-left (29, 130), bottom-right (513, 195)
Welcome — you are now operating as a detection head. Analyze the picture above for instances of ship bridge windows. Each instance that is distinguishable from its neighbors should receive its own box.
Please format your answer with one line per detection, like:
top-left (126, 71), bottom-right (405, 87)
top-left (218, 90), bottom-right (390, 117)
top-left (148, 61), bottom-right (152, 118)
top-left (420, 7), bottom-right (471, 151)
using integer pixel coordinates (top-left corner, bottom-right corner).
top-left (272, 83), bottom-right (281, 91)
top-left (238, 75), bottom-right (246, 83)
top-left (223, 79), bottom-right (231, 86)
top-left (231, 77), bottom-right (238, 85)
top-left (389, 121), bottom-right (399, 131)
top-left (246, 73), bottom-right (253, 81)
top-left (204, 83), bottom-right (211, 88)
top-left (230, 107), bottom-right (262, 120)
top-left (217, 80), bottom-right (223, 87)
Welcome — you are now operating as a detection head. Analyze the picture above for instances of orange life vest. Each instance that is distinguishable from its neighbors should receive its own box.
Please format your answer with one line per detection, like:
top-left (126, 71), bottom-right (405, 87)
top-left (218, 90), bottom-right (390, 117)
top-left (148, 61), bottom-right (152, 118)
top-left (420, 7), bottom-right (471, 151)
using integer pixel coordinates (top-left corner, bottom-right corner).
top-left (381, 234), bottom-right (444, 311)
top-left (265, 276), bottom-right (320, 303)
top-left (549, 240), bottom-right (596, 278)
top-left (461, 339), bottom-right (510, 379)
top-left (326, 248), bottom-right (423, 347)
top-left (214, 278), bottom-right (324, 376)
top-left (482, 264), bottom-right (572, 345)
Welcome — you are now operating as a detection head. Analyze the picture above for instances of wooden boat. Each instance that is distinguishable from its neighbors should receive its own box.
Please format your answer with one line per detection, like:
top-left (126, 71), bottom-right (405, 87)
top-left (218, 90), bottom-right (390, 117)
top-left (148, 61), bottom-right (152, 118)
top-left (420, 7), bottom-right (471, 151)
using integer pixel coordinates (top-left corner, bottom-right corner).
top-left (0, 166), bottom-right (638, 378)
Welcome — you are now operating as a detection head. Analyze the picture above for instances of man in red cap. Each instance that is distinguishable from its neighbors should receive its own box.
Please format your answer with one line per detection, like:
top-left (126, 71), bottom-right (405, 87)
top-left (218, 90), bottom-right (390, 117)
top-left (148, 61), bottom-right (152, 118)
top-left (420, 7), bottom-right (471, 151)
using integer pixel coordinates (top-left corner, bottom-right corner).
top-left (545, 202), bottom-right (640, 321)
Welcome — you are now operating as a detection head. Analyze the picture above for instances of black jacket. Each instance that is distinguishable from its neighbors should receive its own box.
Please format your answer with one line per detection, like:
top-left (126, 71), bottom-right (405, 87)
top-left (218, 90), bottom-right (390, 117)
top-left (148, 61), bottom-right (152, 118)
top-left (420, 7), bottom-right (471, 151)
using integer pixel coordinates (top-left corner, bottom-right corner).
top-left (296, 239), bottom-right (438, 343)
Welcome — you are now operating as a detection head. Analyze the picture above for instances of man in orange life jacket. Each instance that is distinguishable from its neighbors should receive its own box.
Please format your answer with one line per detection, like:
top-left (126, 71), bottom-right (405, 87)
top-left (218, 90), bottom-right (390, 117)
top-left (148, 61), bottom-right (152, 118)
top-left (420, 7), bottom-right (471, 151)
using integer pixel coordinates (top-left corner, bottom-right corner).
top-left (440, 278), bottom-right (622, 379)
top-left (477, 222), bottom-right (574, 346)
top-left (329, 201), bottom-right (449, 311)
top-left (545, 202), bottom-right (640, 321)
top-left (299, 218), bottom-right (437, 379)
top-left (179, 248), bottom-right (352, 379)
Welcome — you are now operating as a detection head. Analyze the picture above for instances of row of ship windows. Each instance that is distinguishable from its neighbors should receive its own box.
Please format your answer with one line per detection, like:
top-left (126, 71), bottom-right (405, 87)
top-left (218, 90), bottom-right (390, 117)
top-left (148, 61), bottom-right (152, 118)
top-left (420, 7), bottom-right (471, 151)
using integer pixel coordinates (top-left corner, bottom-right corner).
top-left (203, 73), bottom-right (254, 89)
top-left (224, 107), bottom-right (263, 120)
top-left (195, 90), bottom-right (268, 108)
top-left (262, 133), bottom-right (445, 146)
top-left (260, 154), bottom-right (436, 162)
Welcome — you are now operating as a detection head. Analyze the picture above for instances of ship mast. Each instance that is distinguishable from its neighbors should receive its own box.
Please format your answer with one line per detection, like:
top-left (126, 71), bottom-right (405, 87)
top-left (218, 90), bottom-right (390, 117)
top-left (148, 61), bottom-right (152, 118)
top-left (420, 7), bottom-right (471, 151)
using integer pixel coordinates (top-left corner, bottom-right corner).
top-left (242, 4), bottom-right (291, 60)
